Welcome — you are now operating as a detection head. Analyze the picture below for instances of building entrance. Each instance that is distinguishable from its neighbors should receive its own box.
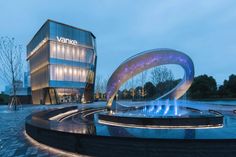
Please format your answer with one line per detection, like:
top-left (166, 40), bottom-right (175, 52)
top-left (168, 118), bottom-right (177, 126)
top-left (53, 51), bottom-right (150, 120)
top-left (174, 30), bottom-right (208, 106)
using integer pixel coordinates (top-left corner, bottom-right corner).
top-left (57, 88), bottom-right (82, 103)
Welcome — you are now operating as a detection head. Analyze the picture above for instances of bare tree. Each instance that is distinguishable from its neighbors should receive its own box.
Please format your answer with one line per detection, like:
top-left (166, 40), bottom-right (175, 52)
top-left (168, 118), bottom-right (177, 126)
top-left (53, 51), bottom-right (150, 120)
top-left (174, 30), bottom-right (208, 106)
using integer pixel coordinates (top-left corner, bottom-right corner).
top-left (141, 71), bottom-right (148, 98)
top-left (123, 79), bottom-right (132, 91)
top-left (0, 37), bottom-right (23, 110)
top-left (134, 71), bottom-right (148, 99)
top-left (95, 75), bottom-right (102, 97)
top-left (100, 78), bottom-right (107, 94)
top-left (95, 74), bottom-right (107, 100)
top-left (151, 66), bottom-right (174, 85)
top-left (135, 71), bottom-right (148, 87)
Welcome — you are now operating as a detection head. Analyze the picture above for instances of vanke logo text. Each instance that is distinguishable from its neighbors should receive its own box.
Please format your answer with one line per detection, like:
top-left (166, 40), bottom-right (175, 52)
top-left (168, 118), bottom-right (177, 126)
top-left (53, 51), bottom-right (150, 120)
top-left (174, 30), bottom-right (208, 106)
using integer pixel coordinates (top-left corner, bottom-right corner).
top-left (56, 36), bottom-right (78, 45)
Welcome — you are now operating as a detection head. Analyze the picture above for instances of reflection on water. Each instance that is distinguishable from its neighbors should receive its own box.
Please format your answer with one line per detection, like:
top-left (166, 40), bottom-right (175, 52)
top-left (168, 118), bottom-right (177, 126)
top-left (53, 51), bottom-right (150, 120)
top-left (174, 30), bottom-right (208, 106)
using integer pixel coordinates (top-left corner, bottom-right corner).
top-left (93, 100), bottom-right (236, 139)
top-left (7, 100), bottom-right (236, 140)
top-left (112, 104), bottom-right (189, 117)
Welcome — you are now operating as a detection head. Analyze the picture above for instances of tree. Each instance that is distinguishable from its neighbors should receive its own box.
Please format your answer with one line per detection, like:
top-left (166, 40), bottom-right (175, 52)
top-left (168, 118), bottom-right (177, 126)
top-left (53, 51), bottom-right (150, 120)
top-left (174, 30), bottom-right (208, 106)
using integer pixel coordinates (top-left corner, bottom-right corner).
top-left (188, 75), bottom-right (217, 99)
top-left (144, 81), bottom-right (156, 99)
top-left (95, 75), bottom-right (102, 99)
top-left (218, 74), bottom-right (236, 98)
top-left (94, 75), bottom-right (107, 100)
top-left (129, 88), bottom-right (135, 100)
top-left (100, 78), bottom-right (107, 100)
top-left (151, 66), bottom-right (174, 85)
top-left (156, 79), bottom-right (180, 98)
top-left (0, 37), bottom-right (23, 109)
top-left (136, 71), bottom-right (148, 100)
top-left (121, 89), bottom-right (131, 99)
top-left (134, 86), bottom-right (142, 100)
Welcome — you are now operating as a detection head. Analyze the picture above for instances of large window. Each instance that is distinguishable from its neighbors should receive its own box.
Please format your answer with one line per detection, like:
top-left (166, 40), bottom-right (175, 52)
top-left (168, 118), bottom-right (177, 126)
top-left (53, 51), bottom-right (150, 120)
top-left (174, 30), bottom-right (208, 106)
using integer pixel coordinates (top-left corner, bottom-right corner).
top-left (50, 64), bottom-right (94, 83)
top-left (50, 41), bottom-right (95, 64)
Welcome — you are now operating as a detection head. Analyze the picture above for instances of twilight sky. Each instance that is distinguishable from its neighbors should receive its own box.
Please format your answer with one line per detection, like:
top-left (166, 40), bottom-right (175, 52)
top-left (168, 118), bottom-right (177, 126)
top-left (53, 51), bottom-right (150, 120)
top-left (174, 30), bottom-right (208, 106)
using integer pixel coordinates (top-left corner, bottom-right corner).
top-left (0, 0), bottom-right (236, 91)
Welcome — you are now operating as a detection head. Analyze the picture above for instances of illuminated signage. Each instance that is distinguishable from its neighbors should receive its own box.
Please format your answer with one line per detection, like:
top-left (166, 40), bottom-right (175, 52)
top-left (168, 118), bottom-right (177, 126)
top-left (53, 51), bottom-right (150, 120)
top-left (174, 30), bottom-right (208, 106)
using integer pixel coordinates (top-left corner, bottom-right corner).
top-left (56, 36), bottom-right (78, 45)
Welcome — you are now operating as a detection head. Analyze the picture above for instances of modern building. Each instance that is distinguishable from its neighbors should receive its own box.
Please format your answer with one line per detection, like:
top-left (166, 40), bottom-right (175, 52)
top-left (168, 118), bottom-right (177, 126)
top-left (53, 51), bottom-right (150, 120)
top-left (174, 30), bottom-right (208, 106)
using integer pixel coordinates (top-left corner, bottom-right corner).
top-left (27, 20), bottom-right (97, 104)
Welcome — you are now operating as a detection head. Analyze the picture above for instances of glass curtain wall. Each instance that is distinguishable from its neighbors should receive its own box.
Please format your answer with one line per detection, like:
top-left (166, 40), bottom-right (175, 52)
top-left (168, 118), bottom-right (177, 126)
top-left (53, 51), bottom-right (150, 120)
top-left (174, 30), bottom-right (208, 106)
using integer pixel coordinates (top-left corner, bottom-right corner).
top-left (27, 20), bottom-right (97, 104)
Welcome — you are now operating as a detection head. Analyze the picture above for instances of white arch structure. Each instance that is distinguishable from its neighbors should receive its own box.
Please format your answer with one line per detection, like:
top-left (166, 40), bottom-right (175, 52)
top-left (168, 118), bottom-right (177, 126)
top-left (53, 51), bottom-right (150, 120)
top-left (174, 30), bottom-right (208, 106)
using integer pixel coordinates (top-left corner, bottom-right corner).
top-left (106, 49), bottom-right (194, 109)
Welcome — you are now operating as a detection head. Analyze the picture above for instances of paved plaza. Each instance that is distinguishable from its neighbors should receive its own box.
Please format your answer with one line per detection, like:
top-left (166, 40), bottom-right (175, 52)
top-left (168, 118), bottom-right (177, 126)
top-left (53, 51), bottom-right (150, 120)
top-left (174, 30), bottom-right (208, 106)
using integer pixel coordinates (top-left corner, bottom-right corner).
top-left (0, 105), bottom-right (83, 157)
top-left (1, 101), bottom-right (236, 157)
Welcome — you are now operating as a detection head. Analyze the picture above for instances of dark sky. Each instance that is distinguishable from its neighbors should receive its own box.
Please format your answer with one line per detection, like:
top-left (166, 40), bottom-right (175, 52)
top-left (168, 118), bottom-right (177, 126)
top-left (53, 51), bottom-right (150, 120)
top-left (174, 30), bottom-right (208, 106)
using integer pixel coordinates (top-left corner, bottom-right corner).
top-left (0, 0), bottom-right (236, 91)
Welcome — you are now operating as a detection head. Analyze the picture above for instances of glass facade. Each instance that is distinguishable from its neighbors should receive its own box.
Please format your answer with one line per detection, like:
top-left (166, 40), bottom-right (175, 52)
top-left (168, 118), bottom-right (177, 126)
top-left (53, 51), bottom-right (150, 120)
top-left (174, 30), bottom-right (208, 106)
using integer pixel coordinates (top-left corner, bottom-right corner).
top-left (27, 20), bottom-right (97, 104)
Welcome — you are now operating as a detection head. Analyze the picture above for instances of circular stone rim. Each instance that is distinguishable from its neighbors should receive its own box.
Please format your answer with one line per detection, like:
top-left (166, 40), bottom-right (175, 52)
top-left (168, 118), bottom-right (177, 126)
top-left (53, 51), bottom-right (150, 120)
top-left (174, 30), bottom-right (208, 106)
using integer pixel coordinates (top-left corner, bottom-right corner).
top-left (97, 113), bottom-right (223, 129)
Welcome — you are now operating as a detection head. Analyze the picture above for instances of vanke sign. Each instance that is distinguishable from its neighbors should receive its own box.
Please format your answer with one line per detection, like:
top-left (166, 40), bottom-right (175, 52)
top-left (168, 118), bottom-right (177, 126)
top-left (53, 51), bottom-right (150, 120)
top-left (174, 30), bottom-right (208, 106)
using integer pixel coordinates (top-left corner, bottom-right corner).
top-left (56, 36), bottom-right (78, 45)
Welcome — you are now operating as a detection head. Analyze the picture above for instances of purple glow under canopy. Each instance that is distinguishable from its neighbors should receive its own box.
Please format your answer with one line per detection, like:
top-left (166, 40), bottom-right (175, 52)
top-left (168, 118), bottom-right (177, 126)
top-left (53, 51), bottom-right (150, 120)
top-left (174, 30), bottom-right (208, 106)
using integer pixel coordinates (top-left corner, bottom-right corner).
top-left (106, 48), bottom-right (194, 109)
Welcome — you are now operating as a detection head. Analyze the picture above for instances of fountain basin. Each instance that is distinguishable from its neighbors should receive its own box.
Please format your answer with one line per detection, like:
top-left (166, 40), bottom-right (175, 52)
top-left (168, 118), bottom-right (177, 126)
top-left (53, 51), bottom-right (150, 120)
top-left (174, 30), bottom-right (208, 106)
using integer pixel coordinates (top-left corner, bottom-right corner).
top-left (97, 105), bottom-right (223, 129)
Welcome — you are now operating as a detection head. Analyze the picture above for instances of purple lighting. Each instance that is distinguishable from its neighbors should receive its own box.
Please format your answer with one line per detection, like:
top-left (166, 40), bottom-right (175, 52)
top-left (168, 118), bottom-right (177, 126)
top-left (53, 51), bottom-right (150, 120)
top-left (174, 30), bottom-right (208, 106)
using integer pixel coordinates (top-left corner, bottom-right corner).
top-left (106, 48), bottom-right (194, 109)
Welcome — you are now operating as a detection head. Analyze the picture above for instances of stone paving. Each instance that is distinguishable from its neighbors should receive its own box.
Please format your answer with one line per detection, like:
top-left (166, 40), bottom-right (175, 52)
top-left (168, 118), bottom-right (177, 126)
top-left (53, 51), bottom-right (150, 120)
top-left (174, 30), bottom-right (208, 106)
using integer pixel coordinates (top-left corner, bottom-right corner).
top-left (0, 101), bottom-right (236, 156)
top-left (0, 104), bottom-right (83, 157)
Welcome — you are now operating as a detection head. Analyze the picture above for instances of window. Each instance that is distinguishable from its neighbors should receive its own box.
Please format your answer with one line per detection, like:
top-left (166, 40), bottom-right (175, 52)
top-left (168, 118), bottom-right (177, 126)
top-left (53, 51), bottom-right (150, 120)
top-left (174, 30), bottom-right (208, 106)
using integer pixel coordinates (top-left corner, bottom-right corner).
top-left (50, 64), bottom-right (90, 83)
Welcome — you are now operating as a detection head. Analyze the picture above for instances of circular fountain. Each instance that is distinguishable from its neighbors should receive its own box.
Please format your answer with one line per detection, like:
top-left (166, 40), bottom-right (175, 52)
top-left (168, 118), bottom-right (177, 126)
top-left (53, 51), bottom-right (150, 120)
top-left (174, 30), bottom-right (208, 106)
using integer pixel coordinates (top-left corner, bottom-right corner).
top-left (98, 49), bottom-right (223, 129)
top-left (25, 48), bottom-right (230, 157)
top-left (98, 101), bottom-right (223, 129)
